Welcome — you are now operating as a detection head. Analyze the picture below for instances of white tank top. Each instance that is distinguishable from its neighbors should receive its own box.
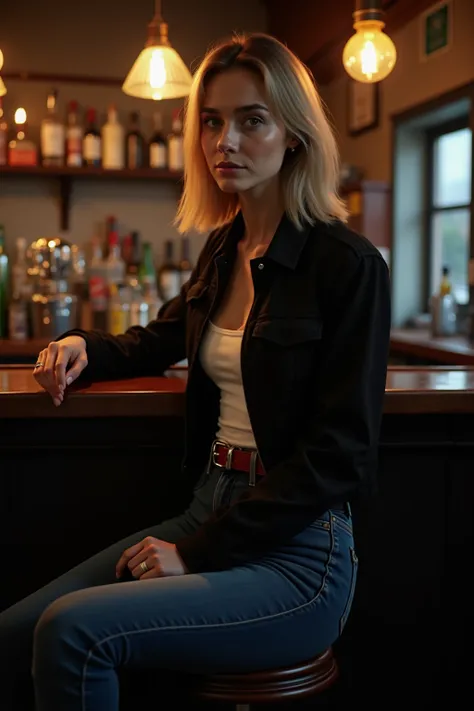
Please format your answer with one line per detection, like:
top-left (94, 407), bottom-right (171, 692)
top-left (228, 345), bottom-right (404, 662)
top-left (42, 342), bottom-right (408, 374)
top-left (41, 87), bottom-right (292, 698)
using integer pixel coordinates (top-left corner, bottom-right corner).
top-left (199, 321), bottom-right (257, 449)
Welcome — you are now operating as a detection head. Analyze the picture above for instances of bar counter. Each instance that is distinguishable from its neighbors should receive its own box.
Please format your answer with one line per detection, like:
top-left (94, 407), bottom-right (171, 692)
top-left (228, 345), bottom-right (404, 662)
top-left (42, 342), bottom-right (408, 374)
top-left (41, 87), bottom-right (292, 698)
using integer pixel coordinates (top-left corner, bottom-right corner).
top-left (390, 327), bottom-right (474, 365)
top-left (1, 364), bottom-right (473, 707)
top-left (2, 365), bottom-right (474, 417)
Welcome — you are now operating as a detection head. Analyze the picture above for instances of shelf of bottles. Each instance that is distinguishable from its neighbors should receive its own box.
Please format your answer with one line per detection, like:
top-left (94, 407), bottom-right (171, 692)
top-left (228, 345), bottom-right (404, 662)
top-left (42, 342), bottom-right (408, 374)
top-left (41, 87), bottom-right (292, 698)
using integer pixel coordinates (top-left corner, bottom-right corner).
top-left (0, 89), bottom-right (185, 228)
top-left (0, 218), bottom-right (194, 344)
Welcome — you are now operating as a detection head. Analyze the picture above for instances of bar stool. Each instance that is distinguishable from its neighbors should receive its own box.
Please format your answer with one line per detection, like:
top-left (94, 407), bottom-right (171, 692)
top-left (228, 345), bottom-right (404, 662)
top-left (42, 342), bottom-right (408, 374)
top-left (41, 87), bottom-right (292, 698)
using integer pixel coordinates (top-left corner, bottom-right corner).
top-left (193, 647), bottom-right (338, 710)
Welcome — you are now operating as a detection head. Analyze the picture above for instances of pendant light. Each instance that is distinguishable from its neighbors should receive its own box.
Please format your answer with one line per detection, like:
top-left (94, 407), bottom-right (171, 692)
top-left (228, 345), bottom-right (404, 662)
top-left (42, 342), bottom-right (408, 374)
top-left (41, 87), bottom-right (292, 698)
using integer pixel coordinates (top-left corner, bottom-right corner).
top-left (122, 0), bottom-right (193, 100)
top-left (0, 49), bottom-right (6, 97)
top-left (343, 0), bottom-right (397, 83)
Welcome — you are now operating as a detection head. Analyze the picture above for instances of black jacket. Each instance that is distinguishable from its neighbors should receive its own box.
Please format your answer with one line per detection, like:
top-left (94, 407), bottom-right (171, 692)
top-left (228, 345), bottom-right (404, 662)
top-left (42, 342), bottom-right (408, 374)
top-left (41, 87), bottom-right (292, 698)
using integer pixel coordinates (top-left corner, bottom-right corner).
top-left (70, 212), bottom-right (391, 573)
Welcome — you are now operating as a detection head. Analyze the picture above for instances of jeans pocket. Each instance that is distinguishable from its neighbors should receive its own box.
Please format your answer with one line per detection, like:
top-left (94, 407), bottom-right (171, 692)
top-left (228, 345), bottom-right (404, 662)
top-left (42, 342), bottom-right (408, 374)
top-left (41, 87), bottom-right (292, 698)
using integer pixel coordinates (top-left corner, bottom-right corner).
top-left (339, 547), bottom-right (358, 635)
top-left (212, 472), bottom-right (235, 512)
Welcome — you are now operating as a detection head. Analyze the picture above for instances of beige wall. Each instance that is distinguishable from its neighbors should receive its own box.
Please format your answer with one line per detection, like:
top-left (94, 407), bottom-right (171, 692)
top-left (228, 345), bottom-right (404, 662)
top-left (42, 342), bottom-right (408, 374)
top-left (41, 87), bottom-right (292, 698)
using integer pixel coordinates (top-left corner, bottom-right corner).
top-left (0, 0), bottom-right (267, 261)
top-left (320, 0), bottom-right (474, 181)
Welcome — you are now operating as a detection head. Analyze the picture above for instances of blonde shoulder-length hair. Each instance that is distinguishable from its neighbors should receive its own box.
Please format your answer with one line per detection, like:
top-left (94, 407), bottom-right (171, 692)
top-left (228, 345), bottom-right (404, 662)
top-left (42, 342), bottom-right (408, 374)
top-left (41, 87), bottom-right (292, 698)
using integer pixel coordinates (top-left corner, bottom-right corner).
top-left (175, 32), bottom-right (348, 234)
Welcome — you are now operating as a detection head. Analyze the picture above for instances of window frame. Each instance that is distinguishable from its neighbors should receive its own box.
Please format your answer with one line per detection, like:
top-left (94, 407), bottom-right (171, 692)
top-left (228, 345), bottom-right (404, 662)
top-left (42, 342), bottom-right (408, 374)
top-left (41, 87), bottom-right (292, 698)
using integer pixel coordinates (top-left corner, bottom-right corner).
top-left (424, 117), bottom-right (471, 306)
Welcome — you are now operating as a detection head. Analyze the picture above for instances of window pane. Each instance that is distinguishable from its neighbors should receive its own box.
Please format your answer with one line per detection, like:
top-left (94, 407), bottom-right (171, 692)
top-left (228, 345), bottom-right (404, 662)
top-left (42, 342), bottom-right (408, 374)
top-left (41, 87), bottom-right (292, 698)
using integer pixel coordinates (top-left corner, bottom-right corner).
top-left (430, 208), bottom-right (471, 305)
top-left (433, 128), bottom-right (472, 207)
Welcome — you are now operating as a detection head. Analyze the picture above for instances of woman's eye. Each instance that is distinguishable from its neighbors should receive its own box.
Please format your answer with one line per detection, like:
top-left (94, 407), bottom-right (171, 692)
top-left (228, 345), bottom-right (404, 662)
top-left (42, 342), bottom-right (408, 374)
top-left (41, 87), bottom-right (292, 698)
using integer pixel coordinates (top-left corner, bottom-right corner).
top-left (202, 116), bottom-right (220, 128)
top-left (245, 117), bottom-right (263, 127)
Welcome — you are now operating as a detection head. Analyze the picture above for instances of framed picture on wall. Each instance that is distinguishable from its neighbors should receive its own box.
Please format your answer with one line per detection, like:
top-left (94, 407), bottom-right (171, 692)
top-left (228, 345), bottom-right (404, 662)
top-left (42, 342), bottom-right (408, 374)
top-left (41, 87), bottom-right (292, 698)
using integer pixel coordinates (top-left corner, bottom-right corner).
top-left (347, 80), bottom-right (380, 136)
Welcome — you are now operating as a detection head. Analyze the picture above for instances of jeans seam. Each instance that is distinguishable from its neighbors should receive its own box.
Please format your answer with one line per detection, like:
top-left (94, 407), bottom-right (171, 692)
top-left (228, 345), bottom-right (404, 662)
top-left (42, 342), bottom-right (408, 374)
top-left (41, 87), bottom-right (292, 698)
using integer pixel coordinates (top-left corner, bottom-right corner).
top-left (81, 516), bottom-right (336, 710)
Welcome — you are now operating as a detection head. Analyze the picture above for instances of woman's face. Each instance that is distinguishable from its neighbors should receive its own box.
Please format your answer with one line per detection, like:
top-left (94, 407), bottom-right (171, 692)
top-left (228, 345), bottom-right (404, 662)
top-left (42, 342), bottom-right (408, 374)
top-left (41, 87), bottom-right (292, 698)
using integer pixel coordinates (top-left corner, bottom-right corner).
top-left (200, 67), bottom-right (292, 195)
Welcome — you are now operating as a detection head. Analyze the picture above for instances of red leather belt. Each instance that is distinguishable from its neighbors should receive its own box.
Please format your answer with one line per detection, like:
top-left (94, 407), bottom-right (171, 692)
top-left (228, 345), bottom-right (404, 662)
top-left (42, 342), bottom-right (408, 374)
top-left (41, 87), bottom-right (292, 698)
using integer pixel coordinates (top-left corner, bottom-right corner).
top-left (213, 442), bottom-right (265, 476)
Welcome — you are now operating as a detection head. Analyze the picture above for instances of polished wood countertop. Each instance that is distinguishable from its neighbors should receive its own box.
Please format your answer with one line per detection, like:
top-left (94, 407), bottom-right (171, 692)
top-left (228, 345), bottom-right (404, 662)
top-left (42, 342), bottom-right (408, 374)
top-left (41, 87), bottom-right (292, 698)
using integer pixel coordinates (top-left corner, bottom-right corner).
top-left (390, 328), bottom-right (474, 365)
top-left (1, 365), bottom-right (474, 418)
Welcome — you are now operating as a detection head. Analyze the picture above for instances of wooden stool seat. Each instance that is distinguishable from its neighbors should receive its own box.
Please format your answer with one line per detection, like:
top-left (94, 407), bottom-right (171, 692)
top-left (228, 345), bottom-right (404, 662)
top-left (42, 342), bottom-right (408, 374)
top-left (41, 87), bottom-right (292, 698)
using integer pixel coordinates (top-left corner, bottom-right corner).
top-left (194, 647), bottom-right (338, 709)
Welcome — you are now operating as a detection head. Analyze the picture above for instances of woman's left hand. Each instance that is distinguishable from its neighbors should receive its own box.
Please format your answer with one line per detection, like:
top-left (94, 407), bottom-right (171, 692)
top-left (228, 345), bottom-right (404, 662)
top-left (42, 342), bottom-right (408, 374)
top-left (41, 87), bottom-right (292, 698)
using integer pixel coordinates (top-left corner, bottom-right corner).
top-left (116, 536), bottom-right (188, 580)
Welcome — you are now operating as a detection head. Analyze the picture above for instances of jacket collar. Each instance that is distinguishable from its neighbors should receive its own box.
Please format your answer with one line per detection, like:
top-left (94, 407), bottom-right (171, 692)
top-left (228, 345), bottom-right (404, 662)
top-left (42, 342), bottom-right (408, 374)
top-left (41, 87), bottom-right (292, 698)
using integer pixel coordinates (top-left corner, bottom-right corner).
top-left (219, 210), bottom-right (313, 271)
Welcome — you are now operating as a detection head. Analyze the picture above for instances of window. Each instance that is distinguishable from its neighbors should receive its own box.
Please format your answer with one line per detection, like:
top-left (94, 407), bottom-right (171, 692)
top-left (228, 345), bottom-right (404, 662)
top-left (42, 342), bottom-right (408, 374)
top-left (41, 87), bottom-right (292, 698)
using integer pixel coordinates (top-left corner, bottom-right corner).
top-left (428, 121), bottom-right (472, 305)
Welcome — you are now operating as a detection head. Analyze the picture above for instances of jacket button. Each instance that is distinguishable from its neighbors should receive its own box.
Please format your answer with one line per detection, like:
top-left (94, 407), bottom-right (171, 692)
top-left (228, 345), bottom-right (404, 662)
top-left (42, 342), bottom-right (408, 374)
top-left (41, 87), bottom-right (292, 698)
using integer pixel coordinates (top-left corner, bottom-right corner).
top-left (258, 263), bottom-right (264, 270)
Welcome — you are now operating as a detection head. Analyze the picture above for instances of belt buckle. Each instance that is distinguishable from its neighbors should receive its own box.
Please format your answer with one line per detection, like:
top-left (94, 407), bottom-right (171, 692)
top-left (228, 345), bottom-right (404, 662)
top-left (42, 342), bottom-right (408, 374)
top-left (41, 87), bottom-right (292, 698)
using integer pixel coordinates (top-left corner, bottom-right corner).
top-left (211, 440), bottom-right (234, 470)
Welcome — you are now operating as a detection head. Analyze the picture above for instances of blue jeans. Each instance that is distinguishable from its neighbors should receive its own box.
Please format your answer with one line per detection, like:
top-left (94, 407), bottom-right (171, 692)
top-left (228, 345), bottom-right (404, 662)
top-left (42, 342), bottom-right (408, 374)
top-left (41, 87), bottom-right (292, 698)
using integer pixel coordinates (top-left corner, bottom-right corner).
top-left (0, 465), bottom-right (358, 711)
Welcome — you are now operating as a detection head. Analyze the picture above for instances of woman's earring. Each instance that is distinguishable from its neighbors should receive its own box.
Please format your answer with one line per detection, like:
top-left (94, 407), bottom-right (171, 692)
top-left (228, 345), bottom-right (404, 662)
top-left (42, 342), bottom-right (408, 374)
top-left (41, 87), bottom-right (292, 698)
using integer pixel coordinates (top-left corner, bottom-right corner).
top-left (290, 146), bottom-right (296, 153)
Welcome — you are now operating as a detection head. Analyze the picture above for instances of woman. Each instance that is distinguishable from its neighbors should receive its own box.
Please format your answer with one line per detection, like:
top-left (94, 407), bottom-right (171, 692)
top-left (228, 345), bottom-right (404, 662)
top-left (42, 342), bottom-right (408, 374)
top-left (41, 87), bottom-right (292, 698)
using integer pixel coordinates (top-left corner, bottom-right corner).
top-left (0, 32), bottom-right (390, 711)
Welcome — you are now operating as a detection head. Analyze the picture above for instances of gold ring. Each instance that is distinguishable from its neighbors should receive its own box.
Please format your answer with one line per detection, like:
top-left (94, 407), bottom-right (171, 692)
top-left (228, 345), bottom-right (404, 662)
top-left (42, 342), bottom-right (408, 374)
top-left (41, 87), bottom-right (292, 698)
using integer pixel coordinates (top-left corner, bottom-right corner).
top-left (34, 361), bottom-right (45, 368)
top-left (140, 561), bottom-right (149, 573)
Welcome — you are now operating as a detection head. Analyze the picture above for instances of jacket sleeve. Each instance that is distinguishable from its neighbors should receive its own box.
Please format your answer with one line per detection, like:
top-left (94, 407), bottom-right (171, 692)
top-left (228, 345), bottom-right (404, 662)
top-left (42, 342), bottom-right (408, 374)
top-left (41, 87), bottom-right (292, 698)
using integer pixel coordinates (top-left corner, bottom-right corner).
top-left (176, 252), bottom-right (391, 572)
top-left (63, 290), bottom-right (189, 381)
top-left (59, 233), bottom-right (216, 382)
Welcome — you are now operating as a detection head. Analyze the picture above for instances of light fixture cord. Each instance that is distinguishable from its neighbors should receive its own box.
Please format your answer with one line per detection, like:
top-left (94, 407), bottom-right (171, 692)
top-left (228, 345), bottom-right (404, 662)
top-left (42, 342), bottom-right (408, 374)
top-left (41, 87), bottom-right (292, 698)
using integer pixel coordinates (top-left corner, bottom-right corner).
top-left (155, 0), bottom-right (162, 18)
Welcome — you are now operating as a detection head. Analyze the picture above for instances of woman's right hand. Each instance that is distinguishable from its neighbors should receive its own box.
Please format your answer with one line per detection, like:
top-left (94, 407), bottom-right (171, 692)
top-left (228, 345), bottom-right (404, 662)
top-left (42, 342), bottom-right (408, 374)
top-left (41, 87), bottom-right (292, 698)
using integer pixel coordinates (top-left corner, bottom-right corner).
top-left (33, 336), bottom-right (88, 406)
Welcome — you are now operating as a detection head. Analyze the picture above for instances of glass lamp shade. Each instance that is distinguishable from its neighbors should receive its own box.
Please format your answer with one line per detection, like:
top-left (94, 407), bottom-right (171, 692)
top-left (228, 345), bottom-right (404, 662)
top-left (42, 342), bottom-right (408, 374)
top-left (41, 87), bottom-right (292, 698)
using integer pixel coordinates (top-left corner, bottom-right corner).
top-left (122, 44), bottom-right (192, 100)
top-left (0, 77), bottom-right (6, 97)
top-left (343, 21), bottom-right (397, 83)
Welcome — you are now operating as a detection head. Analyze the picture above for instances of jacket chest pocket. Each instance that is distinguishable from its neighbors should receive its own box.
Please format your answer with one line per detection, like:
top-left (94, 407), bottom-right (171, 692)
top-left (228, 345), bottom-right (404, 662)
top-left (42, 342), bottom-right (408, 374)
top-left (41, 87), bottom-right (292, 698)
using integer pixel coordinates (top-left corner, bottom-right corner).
top-left (251, 317), bottom-right (323, 384)
top-left (252, 317), bottom-right (323, 347)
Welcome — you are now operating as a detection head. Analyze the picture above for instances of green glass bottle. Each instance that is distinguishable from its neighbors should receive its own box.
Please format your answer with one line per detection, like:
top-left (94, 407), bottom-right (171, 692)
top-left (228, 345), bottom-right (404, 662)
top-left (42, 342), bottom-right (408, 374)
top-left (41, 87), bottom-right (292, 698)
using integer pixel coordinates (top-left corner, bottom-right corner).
top-left (139, 242), bottom-right (159, 298)
top-left (0, 224), bottom-right (9, 338)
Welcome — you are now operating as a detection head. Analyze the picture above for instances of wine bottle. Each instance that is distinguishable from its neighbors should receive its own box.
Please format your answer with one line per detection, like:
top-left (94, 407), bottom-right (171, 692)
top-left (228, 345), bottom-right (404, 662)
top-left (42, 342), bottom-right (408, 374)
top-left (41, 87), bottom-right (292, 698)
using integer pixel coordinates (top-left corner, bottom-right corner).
top-left (102, 104), bottom-right (125, 170)
top-left (149, 111), bottom-right (167, 169)
top-left (83, 108), bottom-right (101, 167)
top-left (126, 111), bottom-right (145, 169)
top-left (66, 100), bottom-right (83, 167)
top-left (158, 240), bottom-right (181, 302)
top-left (40, 89), bottom-right (65, 166)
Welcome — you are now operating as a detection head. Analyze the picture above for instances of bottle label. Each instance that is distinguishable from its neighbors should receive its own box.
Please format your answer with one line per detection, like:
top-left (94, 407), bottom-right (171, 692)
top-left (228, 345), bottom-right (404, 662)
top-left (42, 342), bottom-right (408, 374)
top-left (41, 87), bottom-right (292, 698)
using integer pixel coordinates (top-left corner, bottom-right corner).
top-left (160, 271), bottom-right (181, 302)
top-left (67, 126), bottom-right (83, 166)
top-left (150, 143), bottom-right (167, 169)
top-left (41, 124), bottom-right (65, 158)
top-left (168, 138), bottom-right (184, 171)
top-left (89, 275), bottom-right (108, 311)
top-left (109, 306), bottom-right (129, 336)
top-left (103, 126), bottom-right (124, 169)
top-left (127, 136), bottom-right (143, 169)
top-left (83, 134), bottom-right (101, 161)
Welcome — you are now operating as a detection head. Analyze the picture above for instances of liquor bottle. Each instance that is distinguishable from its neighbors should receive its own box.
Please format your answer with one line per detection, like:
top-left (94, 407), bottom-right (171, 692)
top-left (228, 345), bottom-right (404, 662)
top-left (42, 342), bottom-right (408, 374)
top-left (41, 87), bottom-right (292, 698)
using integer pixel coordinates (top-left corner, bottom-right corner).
top-left (157, 240), bottom-right (181, 302)
top-left (139, 242), bottom-right (159, 297)
top-left (11, 236), bottom-right (29, 298)
top-left (40, 89), bottom-right (65, 166)
top-left (8, 235), bottom-right (30, 340)
top-left (83, 108), bottom-right (101, 167)
top-left (168, 108), bottom-right (184, 172)
top-left (430, 265), bottom-right (457, 337)
top-left (123, 231), bottom-right (142, 280)
top-left (440, 265), bottom-right (452, 296)
top-left (88, 236), bottom-right (108, 330)
top-left (8, 108), bottom-right (37, 166)
top-left (102, 104), bottom-right (125, 170)
top-left (179, 236), bottom-right (193, 285)
top-left (149, 111), bottom-right (167, 169)
top-left (66, 100), bottom-right (83, 167)
top-left (0, 97), bottom-right (7, 166)
top-left (129, 241), bottom-right (162, 326)
top-left (125, 111), bottom-right (145, 169)
top-left (0, 225), bottom-right (9, 337)
top-left (105, 217), bottom-right (126, 291)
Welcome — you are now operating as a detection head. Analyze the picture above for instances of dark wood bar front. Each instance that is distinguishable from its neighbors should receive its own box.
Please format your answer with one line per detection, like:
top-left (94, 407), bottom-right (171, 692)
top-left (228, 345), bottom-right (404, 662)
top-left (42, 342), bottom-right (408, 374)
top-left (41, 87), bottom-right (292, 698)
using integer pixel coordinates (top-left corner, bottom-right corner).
top-left (1, 365), bottom-right (473, 708)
